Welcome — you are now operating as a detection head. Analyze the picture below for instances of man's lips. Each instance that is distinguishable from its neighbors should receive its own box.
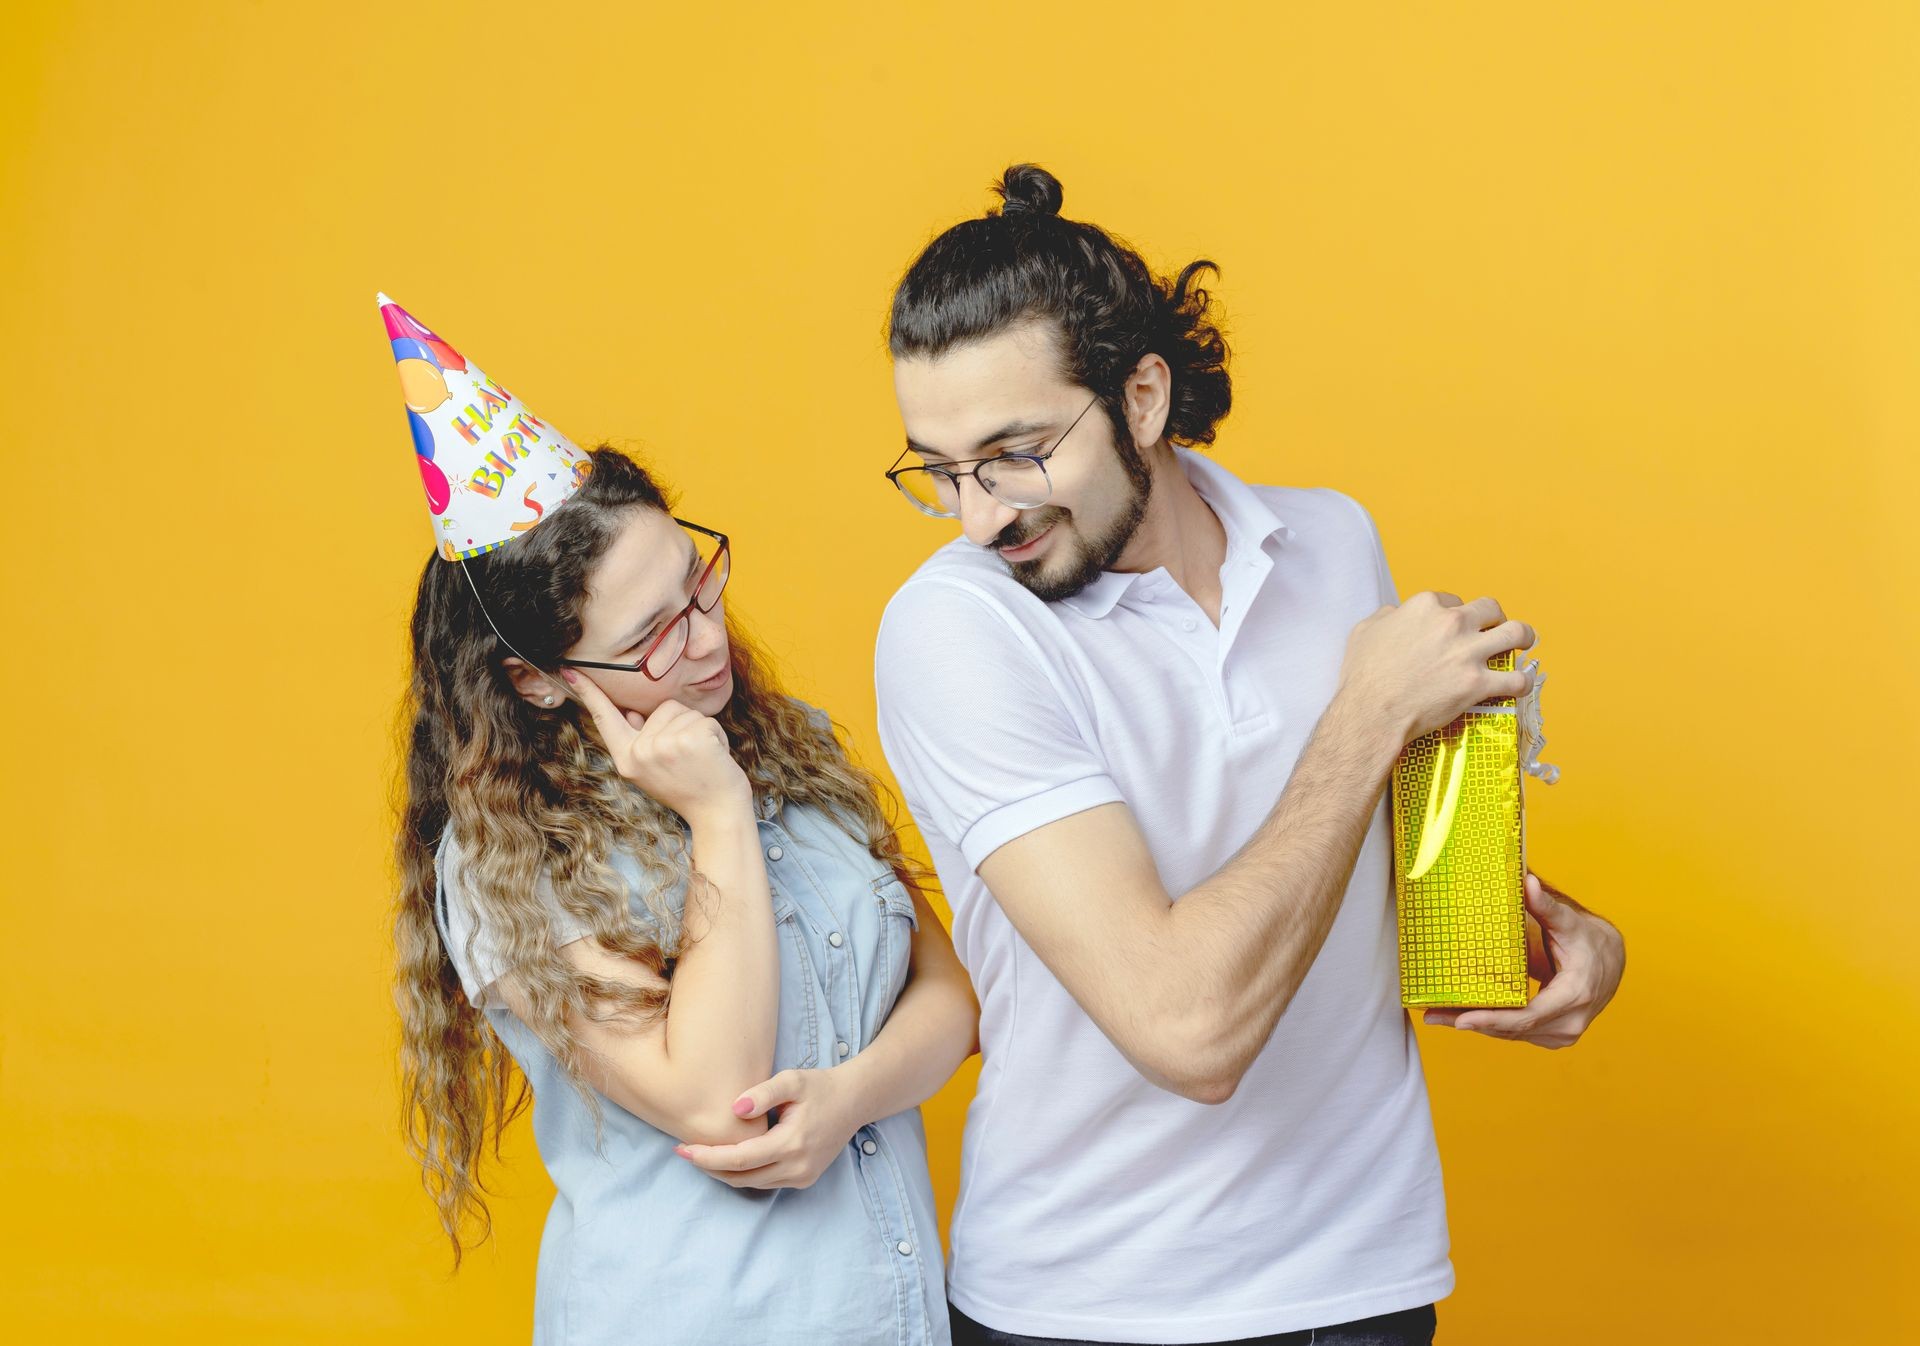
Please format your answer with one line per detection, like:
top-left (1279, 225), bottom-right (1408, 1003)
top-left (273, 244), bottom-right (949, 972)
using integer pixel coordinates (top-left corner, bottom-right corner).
top-left (997, 525), bottom-right (1053, 561)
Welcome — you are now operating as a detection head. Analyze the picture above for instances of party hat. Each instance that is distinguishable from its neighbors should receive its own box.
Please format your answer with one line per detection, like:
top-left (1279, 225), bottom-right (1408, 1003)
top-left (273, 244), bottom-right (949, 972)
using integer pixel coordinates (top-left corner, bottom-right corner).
top-left (379, 293), bottom-right (594, 560)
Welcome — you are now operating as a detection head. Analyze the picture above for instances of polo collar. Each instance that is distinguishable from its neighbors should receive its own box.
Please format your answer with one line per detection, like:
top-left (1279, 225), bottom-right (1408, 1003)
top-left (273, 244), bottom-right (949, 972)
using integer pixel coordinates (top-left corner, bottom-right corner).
top-left (1179, 447), bottom-right (1293, 562)
top-left (1059, 449), bottom-right (1291, 619)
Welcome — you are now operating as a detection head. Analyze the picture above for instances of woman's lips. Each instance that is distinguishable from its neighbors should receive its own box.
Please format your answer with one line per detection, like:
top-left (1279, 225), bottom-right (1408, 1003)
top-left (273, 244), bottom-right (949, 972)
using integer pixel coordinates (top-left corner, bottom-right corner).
top-left (689, 663), bottom-right (732, 690)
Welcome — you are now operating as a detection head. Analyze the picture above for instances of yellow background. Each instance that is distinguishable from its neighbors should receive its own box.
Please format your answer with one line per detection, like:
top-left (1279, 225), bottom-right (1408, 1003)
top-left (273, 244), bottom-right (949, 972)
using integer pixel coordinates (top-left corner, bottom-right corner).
top-left (3, 3), bottom-right (1915, 1341)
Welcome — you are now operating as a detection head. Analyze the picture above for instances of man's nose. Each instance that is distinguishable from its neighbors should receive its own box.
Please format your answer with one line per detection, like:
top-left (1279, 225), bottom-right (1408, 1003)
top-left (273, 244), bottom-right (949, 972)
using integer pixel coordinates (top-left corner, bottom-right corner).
top-left (956, 474), bottom-right (1018, 548)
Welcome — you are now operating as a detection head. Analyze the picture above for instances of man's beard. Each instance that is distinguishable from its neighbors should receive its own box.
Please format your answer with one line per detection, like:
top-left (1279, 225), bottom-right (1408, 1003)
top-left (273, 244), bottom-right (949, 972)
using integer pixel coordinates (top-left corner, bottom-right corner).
top-left (994, 437), bottom-right (1154, 603)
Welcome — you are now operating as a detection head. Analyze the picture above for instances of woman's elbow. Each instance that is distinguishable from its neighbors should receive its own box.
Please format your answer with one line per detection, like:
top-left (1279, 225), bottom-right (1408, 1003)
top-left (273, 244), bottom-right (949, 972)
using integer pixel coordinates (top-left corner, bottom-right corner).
top-left (950, 985), bottom-right (983, 1059)
top-left (918, 963), bottom-right (981, 1061)
top-left (672, 1108), bottom-right (769, 1148)
top-left (598, 1069), bottom-right (772, 1147)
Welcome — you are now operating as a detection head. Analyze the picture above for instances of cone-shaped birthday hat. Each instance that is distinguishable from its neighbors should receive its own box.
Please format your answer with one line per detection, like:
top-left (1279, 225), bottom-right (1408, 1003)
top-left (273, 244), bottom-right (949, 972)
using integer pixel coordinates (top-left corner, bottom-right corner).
top-left (379, 293), bottom-right (594, 560)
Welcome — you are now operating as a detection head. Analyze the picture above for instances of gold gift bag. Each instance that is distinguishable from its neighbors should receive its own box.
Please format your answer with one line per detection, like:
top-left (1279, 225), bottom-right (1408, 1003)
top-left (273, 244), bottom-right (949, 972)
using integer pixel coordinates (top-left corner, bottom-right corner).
top-left (1392, 649), bottom-right (1559, 1008)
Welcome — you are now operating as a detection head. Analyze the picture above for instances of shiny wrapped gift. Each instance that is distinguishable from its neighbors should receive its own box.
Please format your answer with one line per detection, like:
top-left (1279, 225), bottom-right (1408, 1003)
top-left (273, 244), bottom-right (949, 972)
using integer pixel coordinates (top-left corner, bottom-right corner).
top-left (1391, 650), bottom-right (1559, 1008)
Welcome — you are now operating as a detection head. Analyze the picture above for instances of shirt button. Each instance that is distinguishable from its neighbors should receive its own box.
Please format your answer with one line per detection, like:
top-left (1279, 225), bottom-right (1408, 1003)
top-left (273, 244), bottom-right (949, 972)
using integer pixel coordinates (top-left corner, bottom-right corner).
top-left (862, 1139), bottom-right (878, 1155)
top-left (836, 1040), bottom-right (850, 1057)
top-left (828, 931), bottom-right (844, 947)
top-left (896, 1241), bottom-right (913, 1256)
top-left (1182, 618), bottom-right (1197, 632)
top-left (765, 845), bottom-right (784, 861)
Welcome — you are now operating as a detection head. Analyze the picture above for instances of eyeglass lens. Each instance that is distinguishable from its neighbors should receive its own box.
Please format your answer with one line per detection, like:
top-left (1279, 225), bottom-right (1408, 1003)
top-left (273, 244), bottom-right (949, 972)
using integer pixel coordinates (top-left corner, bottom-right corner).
top-left (642, 537), bottom-right (730, 677)
top-left (896, 456), bottom-right (1051, 516)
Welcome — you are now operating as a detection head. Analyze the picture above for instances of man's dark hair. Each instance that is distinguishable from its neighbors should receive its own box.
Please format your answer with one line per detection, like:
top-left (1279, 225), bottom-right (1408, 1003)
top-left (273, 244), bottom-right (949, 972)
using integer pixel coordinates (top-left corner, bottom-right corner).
top-left (888, 163), bottom-right (1231, 450)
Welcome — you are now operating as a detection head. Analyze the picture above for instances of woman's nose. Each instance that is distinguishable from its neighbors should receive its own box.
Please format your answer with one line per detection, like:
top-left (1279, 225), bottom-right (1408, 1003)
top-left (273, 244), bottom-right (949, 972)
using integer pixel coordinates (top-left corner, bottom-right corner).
top-left (687, 603), bottom-right (727, 658)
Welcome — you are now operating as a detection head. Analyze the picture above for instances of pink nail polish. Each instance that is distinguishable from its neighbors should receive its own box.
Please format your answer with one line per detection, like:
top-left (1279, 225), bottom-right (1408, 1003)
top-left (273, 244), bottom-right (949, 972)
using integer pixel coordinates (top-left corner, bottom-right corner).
top-left (732, 1097), bottom-right (752, 1117)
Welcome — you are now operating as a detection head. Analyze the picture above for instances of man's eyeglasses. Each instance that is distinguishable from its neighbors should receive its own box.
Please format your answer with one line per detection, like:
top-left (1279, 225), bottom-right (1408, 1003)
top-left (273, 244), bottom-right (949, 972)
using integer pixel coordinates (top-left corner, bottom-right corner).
top-left (885, 394), bottom-right (1100, 518)
top-left (557, 518), bottom-right (730, 680)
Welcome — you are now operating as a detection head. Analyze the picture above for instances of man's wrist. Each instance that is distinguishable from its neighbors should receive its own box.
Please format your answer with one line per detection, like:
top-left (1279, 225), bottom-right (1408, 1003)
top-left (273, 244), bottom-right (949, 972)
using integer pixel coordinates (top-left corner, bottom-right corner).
top-left (1322, 688), bottom-right (1410, 780)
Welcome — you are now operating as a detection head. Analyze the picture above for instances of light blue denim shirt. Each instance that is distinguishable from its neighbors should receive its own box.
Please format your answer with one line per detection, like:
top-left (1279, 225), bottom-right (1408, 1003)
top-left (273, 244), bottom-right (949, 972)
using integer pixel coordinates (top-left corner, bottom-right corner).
top-left (434, 776), bottom-right (948, 1346)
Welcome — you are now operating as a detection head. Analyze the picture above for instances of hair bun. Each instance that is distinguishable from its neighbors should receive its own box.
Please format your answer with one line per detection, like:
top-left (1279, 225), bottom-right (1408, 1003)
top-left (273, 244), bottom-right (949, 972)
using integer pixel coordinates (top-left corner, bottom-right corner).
top-left (995, 163), bottom-right (1064, 218)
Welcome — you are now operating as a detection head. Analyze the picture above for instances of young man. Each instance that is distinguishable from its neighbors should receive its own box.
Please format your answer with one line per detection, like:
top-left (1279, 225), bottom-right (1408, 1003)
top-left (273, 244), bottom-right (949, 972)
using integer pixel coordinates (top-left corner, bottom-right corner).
top-left (872, 165), bottom-right (1626, 1346)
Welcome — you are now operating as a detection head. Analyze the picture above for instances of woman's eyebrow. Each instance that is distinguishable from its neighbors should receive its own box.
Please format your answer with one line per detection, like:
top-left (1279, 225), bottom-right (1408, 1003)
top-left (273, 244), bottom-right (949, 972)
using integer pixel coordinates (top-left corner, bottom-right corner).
top-left (610, 546), bottom-right (702, 649)
top-left (906, 417), bottom-right (1056, 464)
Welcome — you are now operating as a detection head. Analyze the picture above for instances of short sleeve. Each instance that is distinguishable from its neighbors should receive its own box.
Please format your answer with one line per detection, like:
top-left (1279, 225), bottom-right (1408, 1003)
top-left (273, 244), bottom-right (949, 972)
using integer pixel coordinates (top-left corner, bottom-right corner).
top-left (1338, 490), bottom-right (1400, 607)
top-left (434, 829), bottom-right (593, 1009)
top-left (874, 578), bottom-right (1123, 872)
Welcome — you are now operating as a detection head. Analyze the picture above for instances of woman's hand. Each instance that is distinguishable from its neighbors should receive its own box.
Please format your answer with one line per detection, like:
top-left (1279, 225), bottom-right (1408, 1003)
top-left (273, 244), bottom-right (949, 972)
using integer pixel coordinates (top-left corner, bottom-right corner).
top-left (672, 1068), bottom-right (864, 1190)
top-left (562, 668), bottom-right (747, 823)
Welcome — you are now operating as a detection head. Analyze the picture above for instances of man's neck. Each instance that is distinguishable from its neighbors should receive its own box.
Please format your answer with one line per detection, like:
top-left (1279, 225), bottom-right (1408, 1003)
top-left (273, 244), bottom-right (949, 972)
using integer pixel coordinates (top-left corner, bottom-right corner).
top-left (1111, 444), bottom-right (1228, 625)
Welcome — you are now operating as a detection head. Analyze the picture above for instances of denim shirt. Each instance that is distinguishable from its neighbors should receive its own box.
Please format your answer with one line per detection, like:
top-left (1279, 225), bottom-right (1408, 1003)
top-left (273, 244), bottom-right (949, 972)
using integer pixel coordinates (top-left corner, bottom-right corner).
top-left (434, 791), bottom-right (948, 1346)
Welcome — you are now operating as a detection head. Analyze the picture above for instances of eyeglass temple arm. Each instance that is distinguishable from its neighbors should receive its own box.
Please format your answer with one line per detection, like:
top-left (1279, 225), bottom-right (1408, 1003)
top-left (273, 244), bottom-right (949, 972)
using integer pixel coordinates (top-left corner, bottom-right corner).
top-left (459, 560), bottom-right (574, 697)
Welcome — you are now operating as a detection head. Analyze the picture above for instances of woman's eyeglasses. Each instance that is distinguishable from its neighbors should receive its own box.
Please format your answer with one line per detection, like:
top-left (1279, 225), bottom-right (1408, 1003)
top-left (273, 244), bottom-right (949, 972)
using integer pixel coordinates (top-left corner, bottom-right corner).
top-left (557, 518), bottom-right (730, 680)
top-left (884, 395), bottom-right (1100, 518)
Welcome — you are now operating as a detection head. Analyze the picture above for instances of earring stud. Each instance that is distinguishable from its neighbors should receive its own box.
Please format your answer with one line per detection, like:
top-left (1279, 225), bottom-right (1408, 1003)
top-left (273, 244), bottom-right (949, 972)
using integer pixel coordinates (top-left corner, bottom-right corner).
top-left (543, 695), bottom-right (555, 706)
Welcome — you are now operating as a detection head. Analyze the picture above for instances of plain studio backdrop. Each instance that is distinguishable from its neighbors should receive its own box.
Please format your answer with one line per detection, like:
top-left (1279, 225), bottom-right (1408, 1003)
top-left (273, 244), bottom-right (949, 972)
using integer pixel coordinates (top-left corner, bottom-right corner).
top-left (2, 3), bottom-right (1914, 1342)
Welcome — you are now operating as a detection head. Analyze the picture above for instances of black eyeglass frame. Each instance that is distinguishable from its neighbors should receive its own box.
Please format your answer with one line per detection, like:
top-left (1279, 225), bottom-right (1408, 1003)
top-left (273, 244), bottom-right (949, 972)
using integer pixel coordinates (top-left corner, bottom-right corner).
top-left (884, 394), bottom-right (1102, 518)
top-left (555, 517), bottom-right (730, 679)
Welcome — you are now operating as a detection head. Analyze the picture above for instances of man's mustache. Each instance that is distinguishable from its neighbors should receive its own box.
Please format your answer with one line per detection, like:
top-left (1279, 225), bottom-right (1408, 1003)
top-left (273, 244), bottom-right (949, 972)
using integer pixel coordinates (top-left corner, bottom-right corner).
top-left (993, 509), bottom-right (1067, 555)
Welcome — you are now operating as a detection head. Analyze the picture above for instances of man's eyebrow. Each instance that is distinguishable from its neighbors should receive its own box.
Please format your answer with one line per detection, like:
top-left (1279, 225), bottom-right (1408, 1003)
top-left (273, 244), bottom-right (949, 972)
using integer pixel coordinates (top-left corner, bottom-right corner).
top-left (610, 545), bottom-right (702, 650)
top-left (906, 417), bottom-right (1059, 464)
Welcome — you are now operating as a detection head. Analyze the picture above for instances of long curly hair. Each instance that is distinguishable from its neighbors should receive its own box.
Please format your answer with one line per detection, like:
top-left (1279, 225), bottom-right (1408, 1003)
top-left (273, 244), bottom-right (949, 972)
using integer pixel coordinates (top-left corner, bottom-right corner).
top-left (888, 161), bottom-right (1232, 451)
top-left (391, 445), bottom-right (920, 1264)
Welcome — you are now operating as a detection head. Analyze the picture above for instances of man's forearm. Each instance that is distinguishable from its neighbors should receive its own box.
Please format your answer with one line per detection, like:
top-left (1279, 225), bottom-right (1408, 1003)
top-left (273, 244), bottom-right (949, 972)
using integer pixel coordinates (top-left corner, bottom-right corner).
top-left (1164, 690), bottom-right (1406, 1089)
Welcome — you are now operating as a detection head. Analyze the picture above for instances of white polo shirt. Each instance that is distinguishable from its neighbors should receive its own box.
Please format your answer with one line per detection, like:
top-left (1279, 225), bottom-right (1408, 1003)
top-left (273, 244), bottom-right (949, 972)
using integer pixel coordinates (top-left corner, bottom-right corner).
top-left (873, 448), bottom-right (1452, 1343)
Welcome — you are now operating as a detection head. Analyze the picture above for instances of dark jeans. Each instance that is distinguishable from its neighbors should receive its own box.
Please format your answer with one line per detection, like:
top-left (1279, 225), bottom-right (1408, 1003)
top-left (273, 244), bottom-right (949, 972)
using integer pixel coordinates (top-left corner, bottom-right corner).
top-left (949, 1301), bottom-right (1437, 1346)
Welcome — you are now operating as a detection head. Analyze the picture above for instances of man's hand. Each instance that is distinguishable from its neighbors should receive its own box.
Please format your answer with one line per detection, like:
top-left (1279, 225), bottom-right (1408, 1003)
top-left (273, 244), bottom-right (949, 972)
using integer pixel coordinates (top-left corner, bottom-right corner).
top-left (672, 1068), bottom-right (863, 1190)
top-left (1422, 873), bottom-right (1625, 1048)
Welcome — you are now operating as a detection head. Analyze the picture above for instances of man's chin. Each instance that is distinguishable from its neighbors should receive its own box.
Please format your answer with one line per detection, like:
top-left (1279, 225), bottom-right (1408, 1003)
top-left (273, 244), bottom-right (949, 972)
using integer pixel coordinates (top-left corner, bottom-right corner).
top-left (1006, 545), bottom-right (1103, 603)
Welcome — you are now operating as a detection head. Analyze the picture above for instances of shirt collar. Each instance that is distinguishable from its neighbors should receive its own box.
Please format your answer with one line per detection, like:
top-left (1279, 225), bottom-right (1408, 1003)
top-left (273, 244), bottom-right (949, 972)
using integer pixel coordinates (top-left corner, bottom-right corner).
top-left (1058, 567), bottom-right (1142, 619)
top-left (1059, 448), bottom-right (1292, 619)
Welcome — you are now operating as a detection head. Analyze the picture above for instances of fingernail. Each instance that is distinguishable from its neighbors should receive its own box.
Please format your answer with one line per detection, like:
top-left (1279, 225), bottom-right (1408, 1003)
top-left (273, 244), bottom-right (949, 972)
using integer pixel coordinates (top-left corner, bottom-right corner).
top-left (673, 1145), bottom-right (691, 1158)
top-left (732, 1097), bottom-right (753, 1117)
top-left (561, 668), bottom-right (578, 683)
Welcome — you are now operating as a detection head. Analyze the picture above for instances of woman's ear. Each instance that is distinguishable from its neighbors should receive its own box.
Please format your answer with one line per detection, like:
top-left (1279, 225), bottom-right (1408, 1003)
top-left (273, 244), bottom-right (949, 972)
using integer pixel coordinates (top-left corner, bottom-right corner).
top-left (502, 655), bottom-right (565, 707)
top-left (1123, 352), bottom-right (1172, 450)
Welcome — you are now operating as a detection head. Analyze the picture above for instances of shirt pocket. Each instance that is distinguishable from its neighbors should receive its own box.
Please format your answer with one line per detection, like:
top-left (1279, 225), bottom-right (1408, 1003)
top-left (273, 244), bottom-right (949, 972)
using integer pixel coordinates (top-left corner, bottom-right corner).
top-left (870, 872), bottom-right (921, 1013)
top-left (771, 892), bottom-right (821, 1071)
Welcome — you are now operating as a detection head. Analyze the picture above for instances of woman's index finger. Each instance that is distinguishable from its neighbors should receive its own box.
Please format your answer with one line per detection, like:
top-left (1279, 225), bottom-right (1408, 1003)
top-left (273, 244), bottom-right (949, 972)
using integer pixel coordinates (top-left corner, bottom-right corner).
top-left (564, 668), bottom-right (639, 745)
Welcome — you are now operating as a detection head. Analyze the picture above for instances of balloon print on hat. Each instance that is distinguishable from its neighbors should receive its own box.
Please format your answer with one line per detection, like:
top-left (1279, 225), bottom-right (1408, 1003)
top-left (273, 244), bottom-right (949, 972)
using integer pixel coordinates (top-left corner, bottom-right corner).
top-left (377, 292), bottom-right (592, 554)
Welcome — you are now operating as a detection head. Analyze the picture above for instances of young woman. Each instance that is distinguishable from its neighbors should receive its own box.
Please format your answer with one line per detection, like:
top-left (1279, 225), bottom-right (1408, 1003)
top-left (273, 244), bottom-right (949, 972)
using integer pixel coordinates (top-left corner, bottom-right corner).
top-left (392, 445), bottom-right (978, 1345)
